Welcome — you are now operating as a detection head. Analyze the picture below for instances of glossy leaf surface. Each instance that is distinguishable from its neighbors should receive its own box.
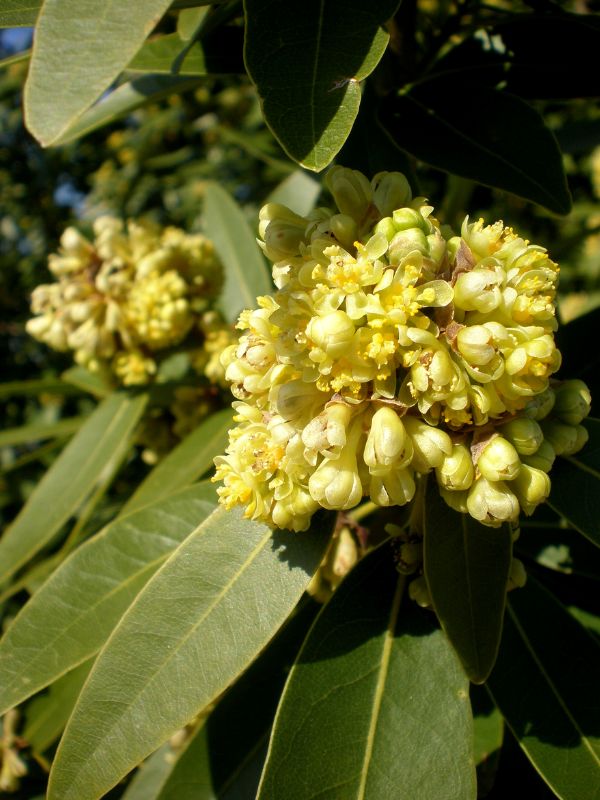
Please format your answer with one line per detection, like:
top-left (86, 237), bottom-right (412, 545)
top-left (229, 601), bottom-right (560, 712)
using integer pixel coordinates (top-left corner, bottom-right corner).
top-left (244, 0), bottom-right (400, 171)
top-left (423, 480), bottom-right (513, 683)
top-left (258, 543), bottom-right (476, 800)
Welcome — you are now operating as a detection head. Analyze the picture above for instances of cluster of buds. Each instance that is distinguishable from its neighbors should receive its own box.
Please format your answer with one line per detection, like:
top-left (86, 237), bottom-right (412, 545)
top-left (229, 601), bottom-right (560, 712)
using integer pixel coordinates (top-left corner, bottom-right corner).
top-left (27, 217), bottom-right (228, 386)
top-left (214, 167), bottom-right (591, 531)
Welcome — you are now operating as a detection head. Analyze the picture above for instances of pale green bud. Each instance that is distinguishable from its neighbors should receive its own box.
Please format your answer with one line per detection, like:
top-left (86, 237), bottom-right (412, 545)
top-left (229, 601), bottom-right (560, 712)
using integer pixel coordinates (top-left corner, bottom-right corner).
top-left (392, 207), bottom-right (428, 232)
top-left (372, 171), bottom-right (412, 217)
top-left (540, 419), bottom-right (579, 456)
top-left (512, 464), bottom-right (550, 516)
top-left (325, 166), bottom-right (372, 222)
top-left (364, 408), bottom-right (412, 472)
top-left (436, 443), bottom-right (474, 491)
top-left (403, 415), bottom-right (453, 472)
top-left (467, 478), bottom-right (520, 526)
top-left (440, 487), bottom-right (469, 514)
top-left (524, 388), bottom-right (556, 420)
top-left (308, 428), bottom-right (363, 510)
top-left (258, 203), bottom-right (307, 260)
top-left (388, 229), bottom-right (428, 262)
top-left (373, 217), bottom-right (397, 242)
top-left (507, 557), bottom-right (527, 591)
top-left (553, 380), bottom-right (592, 425)
top-left (307, 311), bottom-right (355, 358)
top-left (330, 214), bottom-right (358, 251)
top-left (522, 439), bottom-right (555, 472)
top-left (369, 467), bottom-right (416, 507)
top-left (395, 541), bottom-right (422, 575)
top-left (456, 325), bottom-right (495, 366)
top-left (564, 424), bottom-right (589, 455)
top-left (408, 576), bottom-right (432, 608)
top-left (500, 417), bottom-right (544, 455)
top-left (477, 436), bottom-right (521, 482)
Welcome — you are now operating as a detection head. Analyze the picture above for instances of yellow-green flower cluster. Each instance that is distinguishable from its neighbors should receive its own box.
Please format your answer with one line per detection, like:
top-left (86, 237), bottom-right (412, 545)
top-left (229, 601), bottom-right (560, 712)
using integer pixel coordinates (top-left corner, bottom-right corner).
top-left (214, 167), bottom-right (590, 531)
top-left (27, 217), bottom-right (224, 385)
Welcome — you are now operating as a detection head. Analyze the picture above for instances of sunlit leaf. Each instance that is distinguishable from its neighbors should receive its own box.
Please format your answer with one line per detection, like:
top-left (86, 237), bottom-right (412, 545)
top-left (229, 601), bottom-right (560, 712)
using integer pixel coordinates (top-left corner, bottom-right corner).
top-left (0, 415), bottom-right (86, 448)
top-left (244, 0), bottom-right (400, 171)
top-left (25, 0), bottom-right (174, 145)
top-left (0, 483), bottom-right (217, 716)
top-left (0, 392), bottom-right (147, 585)
top-left (203, 182), bottom-right (272, 322)
top-left (127, 30), bottom-right (243, 75)
top-left (258, 543), bottom-right (476, 799)
top-left (423, 480), bottom-right (513, 683)
top-left (47, 509), bottom-right (333, 800)
top-left (267, 170), bottom-right (321, 217)
top-left (487, 577), bottom-right (600, 800)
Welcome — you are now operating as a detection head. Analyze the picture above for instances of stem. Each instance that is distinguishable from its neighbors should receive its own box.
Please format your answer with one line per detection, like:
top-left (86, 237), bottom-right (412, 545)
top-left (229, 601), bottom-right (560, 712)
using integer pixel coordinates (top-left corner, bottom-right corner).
top-left (349, 500), bottom-right (378, 523)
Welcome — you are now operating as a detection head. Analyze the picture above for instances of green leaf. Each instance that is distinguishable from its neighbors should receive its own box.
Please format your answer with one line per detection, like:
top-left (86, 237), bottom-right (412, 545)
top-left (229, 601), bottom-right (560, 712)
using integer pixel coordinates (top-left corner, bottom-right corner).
top-left (471, 685), bottom-right (503, 767)
top-left (0, 0), bottom-right (41, 27)
top-left (0, 415), bottom-right (86, 448)
top-left (61, 366), bottom-right (113, 398)
top-left (487, 577), bottom-right (600, 800)
top-left (23, 660), bottom-right (93, 753)
top-left (267, 170), bottom-right (321, 217)
top-left (51, 75), bottom-right (202, 146)
top-left (156, 601), bottom-right (318, 799)
top-left (24, 0), bottom-right (174, 146)
top-left (0, 377), bottom-right (84, 399)
top-left (177, 7), bottom-right (208, 40)
top-left (244, 0), bottom-right (400, 171)
top-left (122, 407), bottom-right (234, 515)
top-left (0, 392), bottom-right (147, 586)
top-left (258, 543), bottom-right (476, 800)
top-left (121, 745), bottom-right (175, 800)
top-left (380, 86), bottom-right (571, 214)
top-left (127, 30), bottom-right (243, 75)
top-left (549, 418), bottom-right (600, 548)
top-left (516, 524), bottom-right (600, 580)
top-left (47, 509), bottom-right (334, 800)
top-left (0, 483), bottom-right (218, 716)
top-left (203, 182), bottom-right (272, 322)
top-left (423, 480), bottom-right (513, 683)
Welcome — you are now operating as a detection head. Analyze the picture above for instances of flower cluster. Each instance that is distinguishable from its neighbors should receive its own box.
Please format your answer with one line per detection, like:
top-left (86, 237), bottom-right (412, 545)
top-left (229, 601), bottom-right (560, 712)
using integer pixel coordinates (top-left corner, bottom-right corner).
top-left (27, 217), bottom-right (227, 386)
top-left (214, 167), bottom-right (591, 531)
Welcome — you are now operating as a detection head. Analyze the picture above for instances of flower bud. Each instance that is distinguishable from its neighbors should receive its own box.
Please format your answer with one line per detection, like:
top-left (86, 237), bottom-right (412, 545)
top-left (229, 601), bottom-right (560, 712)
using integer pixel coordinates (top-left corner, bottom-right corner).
top-left (467, 478), bottom-right (520, 526)
top-left (564, 424), bottom-right (589, 455)
top-left (403, 415), bottom-right (453, 472)
top-left (364, 408), bottom-right (412, 472)
top-left (477, 436), bottom-right (521, 481)
top-left (388, 229), bottom-right (428, 262)
top-left (500, 417), bottom-right (544, 455)
top-left (439, 487), bottom-right (469, 514)
top-left (408, 576), bottom-right (432, 608)
top-left (507, 557), bottom-right (527, 591)
top-left (511, 464), bottom-right (550, 516)
top-left (392, 207), bottom-right (428, 232)
top-left (524, 388), bottom-right (556, 420)
top-left (302, 403), bottom-right (353, 460)
top-left (540, 419), bottom-right (579, 456)
top-left (307, 311), bottom-right (355, 358)
top-left (369, 467), bottom-right (416, 506)
top-left (396, 541), bottom-right (422, 574)
top-left (522, 439), bottom-right (555, 472)
top-left (436, 443), bottom-right (475, 491)
top-left (453, 269), bottom-right (501, 313)
top-left (456, 325), bottom-right (495, 366)
top-left (372, 171), bottom-right (412, 217)
top-left (552, 380), bottom-right (592, 425)
top-left (325, 166), bottom-right (372, 222)
top-left (308, 426), bottom-right (363, 511)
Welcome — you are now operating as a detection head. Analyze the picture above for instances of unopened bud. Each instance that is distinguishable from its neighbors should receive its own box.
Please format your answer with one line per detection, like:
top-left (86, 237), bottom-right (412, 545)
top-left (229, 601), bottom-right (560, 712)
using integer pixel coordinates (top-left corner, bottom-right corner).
top-left (326, 166), bottom-right (372, 221)
top-left (500, 417), bottom-right (544, 456)
top-left (436, 443), bottom-right (475, 491)
top-left (507, 557), bottom-right (527, 591)
top-left (553, 380), bottom-right (592, 426)
top-left (512, 464), bottom-right (550, 515)
top-left (439, 487), bottom-right (469, 514)
top-left (372, 171), bottom-right (412, 217)
top-left (525, 387), bottom-right (556, 420)
top-left (456, 325), bottom-right (495, 366)
top-left (364, 408), bottom-right (412, 472)
top-left (307, 311), bottom-right (355, 358)
top-left (408, 576), bottom-right (432, 608)
top-left (477, 436), bottom-right (521, 482)
top-left (369, 467), bottom-right (416, 507)
top-left (540, 419), bottom-right (579, 456)
top-left (467, 478), bottom-right (520, 526)
top-left (403, 415), bottom-right (452, 472)
top-left (522, 439), bottom-right (555, 472)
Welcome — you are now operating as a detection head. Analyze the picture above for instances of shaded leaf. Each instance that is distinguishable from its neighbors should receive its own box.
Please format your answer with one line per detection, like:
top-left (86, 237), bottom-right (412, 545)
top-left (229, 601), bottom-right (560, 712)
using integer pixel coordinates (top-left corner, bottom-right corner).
top-left (25, 0), bottom-right (174, 146)
top-left (516, 524), bottom-right (600, 580)
top-left (0, 415), bottom-right (86, 448)
top-left (121, 744), bottom-right (175, 800)
top-left (0, 377), bottom-right (84, 399)
top-left (122, 408), bottom-right (233, 515)
top-left (0, 392), bottom-right (147, 585)
top-left (128, 29), bottom-right (243, 75)
top-left (61, 366), bottom-right (113, 398)
top-left (0, 483), bottom-right (218, 716)
top-left (52, 75), bottom-right (202, 146)
top-left (23, 660), bottom-right (93, 753)
top-left (0, 0), bottom-right (40, 27)
top-left (380, 85), bottom-right (571, 214)
top-left (47, 509), bottom-right (334, 800)
top-left (0, 49), bottom-right (31, 68)
top-left (177, 7), bottom-right (208, 40)
top-left (258, 543), bottom-right (476, 800)
top-left (549, 418), bottom-right (600, 548)
top-left (203, 182), bottom-right (272, 322)
top-left (487, 577), bottom-right (600, 800)
top-left (244, 0), bottom-right (400, 171)
top-left (471, 685), bottom-right (504, 767)
top-left (423, 480), bottom-right (513, 683)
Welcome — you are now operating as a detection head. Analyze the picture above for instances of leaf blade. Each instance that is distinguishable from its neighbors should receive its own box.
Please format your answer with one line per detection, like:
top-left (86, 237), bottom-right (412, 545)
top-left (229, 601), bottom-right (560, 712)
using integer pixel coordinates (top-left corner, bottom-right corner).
top-left (423, 480), bottom-right (513, 683)
top-left (0, 483), bottom-right (218, 715)
top-left (258, 543), bottom-right (476, 800)
top-left (24, 0), bottom-right (174, 145)
top-left (47, 510), bottom-right (333, 800)
top-left (0, 391), bottom-right (147, 585)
